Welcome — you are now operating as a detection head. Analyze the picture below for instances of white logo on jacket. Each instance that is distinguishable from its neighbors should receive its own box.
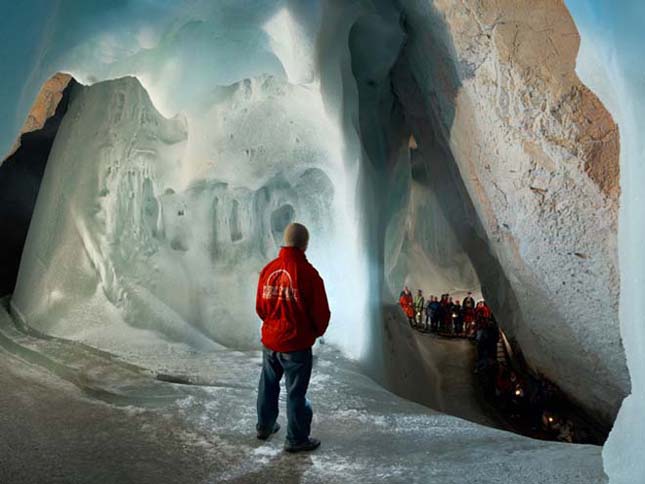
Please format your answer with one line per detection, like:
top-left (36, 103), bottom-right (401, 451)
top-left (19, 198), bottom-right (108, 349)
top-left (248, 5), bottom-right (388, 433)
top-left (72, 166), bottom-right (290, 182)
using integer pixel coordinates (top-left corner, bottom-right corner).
top-left (262, 269), bottom-right (299, 302)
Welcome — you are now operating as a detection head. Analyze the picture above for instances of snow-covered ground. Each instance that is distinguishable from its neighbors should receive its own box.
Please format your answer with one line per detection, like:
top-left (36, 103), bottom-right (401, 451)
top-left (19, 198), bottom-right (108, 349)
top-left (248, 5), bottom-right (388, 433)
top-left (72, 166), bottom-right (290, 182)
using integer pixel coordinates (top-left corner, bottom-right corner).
top-left (0, 304), bottom-right (606, 483)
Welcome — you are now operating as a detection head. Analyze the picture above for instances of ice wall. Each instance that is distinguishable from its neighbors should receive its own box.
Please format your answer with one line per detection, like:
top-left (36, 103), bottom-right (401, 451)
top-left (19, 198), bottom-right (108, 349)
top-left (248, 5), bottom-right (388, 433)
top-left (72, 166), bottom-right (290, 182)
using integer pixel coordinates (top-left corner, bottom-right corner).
top-left (384, 153), bottom-right (480, 299)
top-left (565, 1), bottom-right (645, 481)
top-left (5, 1), bottom-right (381, 358)
top-left (12, 75), bottom-right (354, 350)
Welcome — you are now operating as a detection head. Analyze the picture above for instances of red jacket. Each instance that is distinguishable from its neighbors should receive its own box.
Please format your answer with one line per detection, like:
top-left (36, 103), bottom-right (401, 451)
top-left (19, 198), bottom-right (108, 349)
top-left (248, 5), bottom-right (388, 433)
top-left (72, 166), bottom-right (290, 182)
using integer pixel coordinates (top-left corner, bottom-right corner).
top-left (399, 293), bottom-right (414, 318)
top-left (256, 247), bottom-right (330, 352)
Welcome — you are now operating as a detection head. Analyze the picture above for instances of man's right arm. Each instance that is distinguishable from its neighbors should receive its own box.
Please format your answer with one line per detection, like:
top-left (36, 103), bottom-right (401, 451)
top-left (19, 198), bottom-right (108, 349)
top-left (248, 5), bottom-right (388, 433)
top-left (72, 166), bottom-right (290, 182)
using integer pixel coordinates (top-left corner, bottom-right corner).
top-left (256, 268), bottom-right (266, 321)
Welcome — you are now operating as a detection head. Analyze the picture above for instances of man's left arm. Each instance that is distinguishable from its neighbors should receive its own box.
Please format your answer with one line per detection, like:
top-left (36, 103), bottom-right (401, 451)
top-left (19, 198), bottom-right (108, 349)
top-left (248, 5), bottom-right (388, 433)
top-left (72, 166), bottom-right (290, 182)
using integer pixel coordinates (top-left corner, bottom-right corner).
top-left (308, 271), bottom-right (330, 337)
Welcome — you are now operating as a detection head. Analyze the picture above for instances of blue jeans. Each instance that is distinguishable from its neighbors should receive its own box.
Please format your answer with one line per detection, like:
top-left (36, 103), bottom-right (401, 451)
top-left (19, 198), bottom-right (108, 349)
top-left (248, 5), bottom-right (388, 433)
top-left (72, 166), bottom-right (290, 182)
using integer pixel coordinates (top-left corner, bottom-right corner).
top-left (256, 347), bottom-right (313, 444)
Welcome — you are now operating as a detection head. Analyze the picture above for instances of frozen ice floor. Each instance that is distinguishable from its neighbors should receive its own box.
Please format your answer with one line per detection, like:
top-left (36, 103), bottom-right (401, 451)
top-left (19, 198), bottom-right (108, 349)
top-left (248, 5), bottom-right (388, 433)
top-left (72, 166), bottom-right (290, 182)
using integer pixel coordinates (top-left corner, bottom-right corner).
top-left (0, 305), bottom-right (606, 484)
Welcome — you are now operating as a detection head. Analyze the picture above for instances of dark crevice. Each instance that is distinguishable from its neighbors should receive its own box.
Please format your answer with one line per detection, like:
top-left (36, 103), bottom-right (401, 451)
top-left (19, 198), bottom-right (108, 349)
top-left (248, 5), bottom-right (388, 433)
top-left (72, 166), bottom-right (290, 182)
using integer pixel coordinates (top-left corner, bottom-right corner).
top-left (0, 78), bottom-right (77, 296)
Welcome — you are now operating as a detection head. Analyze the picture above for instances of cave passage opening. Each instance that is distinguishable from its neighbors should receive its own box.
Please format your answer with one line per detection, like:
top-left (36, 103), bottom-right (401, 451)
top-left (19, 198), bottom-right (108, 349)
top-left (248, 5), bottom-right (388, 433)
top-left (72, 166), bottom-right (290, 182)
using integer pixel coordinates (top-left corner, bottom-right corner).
top-left (346, 7), bottom-right (617, 444)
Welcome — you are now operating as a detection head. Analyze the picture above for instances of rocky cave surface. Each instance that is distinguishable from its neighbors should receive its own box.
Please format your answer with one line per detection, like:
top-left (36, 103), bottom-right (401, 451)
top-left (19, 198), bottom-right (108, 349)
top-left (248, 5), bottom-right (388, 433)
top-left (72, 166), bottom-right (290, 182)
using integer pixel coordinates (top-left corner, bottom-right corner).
top-left (390, 0), bottom-right (627, 424)
top-left (0, 0), bottom-right (641, 482)
top-left (4, 73), bottom-right (72, 160)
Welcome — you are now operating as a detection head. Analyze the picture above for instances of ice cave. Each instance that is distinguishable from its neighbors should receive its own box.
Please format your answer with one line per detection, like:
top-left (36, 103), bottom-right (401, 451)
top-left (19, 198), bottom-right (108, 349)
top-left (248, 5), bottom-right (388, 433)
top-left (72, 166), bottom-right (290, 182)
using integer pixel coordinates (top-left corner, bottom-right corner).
top-left (0, 0), bottom-right (643, 482)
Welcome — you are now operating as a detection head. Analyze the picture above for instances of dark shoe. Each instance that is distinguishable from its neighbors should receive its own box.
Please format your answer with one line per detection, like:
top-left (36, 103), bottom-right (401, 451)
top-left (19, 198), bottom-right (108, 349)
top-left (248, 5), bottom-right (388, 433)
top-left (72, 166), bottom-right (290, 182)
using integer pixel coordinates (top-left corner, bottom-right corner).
top-left (257, 422), bottom-right (281, 440)
top-left (284, 437), bottom-right (321, 453)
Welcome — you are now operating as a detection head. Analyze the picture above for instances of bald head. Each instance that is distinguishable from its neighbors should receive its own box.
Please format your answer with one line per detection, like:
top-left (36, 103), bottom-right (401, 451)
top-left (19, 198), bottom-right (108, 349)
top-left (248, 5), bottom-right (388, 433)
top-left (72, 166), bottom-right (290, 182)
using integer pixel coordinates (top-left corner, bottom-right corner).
top-left (283, 223), bottom-right (309, 251)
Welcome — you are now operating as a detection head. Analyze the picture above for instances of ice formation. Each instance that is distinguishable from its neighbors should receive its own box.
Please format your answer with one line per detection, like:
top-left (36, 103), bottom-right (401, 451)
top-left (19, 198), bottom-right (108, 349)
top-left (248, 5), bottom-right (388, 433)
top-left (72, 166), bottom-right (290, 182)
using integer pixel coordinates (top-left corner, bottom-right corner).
top-left (12, 74), bottom-right (364, 352)
top-left (565, 1), bottom-right (645, 481)
top-left (3, 2), bottom-right (378, 358)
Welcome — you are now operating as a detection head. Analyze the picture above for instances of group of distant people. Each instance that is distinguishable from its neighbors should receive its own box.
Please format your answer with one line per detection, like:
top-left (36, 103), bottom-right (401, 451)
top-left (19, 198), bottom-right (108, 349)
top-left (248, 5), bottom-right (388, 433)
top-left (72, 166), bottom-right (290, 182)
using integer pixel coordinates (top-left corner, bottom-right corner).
top-left (398, 285), bottom-right (580, 443)
top-left (398, 286), bottom-right (493, 338)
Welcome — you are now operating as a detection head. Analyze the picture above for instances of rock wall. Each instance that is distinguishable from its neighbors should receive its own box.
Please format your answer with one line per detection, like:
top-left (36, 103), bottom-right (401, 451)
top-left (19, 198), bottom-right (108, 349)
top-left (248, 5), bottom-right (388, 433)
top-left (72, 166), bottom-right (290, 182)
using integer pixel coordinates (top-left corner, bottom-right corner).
top-left (396, 0), bottom-right (628, 422)
top-left (3, 73), bottom-right (71, 163)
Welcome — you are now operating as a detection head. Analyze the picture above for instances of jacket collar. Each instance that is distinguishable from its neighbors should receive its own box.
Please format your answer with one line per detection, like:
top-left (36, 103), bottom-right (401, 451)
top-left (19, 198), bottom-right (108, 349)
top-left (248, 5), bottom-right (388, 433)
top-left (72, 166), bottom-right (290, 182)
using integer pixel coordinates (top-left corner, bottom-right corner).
top-left (279, 246), bottom-right (307, 260)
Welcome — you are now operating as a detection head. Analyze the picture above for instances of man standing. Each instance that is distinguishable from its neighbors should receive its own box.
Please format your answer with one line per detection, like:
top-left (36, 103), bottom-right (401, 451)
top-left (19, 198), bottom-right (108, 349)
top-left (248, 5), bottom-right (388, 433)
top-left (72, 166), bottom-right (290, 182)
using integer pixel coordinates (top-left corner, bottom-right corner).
top-left (399, 286), bottom-right (415, 327)
top-left (463, 291), bottom-right (475, 310)
top-left (430, 296), bottom-right (441, 332)
top-left (424, 296), bottom-right (434, 331)
top-left (453, 300), bottom-right (464, 336)
top-left (462, 292), bottom-right (476, 337)
top-left (255, 223), bottom-right (330, 452)
top-left (414, 289), bottom-right (425, 328)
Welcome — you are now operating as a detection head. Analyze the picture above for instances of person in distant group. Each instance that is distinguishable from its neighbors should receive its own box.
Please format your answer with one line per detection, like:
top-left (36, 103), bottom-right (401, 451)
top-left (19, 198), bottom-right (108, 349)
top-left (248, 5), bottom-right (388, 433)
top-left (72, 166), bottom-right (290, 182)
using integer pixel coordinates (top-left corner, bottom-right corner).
top-left (255, 222), bottom-right (330, 452)
top-left (423, 296), bottom-right (434, 331)
top-left (453, 299), bottom-right (464, 336)
top-left (462, 293), bottom-right (474, 335)
top-left (463, 292), bottom-right (475, 310)
top-left (436, 295), bottom-right (445, 332)
top-left (463, 297), bottom-right (476, 338)
top-left (429, 296), bottom-right (441, 332)
top-left (413, 289), bottom-right (425, 327)
top-left (399, 286), bottom-right (415, 327)
top-left (475, 300), bottom-right (491, 340)
top-left (483, 301), bottom-right (492, 317)
top-left (440, 294), bottom-right (453, 334)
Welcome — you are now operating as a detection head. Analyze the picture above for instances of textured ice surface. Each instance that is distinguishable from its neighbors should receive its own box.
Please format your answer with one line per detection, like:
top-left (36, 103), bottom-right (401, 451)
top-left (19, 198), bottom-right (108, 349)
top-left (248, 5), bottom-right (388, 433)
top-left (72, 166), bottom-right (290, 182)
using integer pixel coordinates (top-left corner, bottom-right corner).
top-left (5, 0), bottom-right (474, 375)
top-left (0, 1), bottom-right (321, 158)
top-left (12, 74), bottom-right (362, 352)
top-left (8, 2), bottom-right (377, 357)
top-left (565, 1), bottom-right (645, 482)
top-left (384, 146), bottom-right (480, 297)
